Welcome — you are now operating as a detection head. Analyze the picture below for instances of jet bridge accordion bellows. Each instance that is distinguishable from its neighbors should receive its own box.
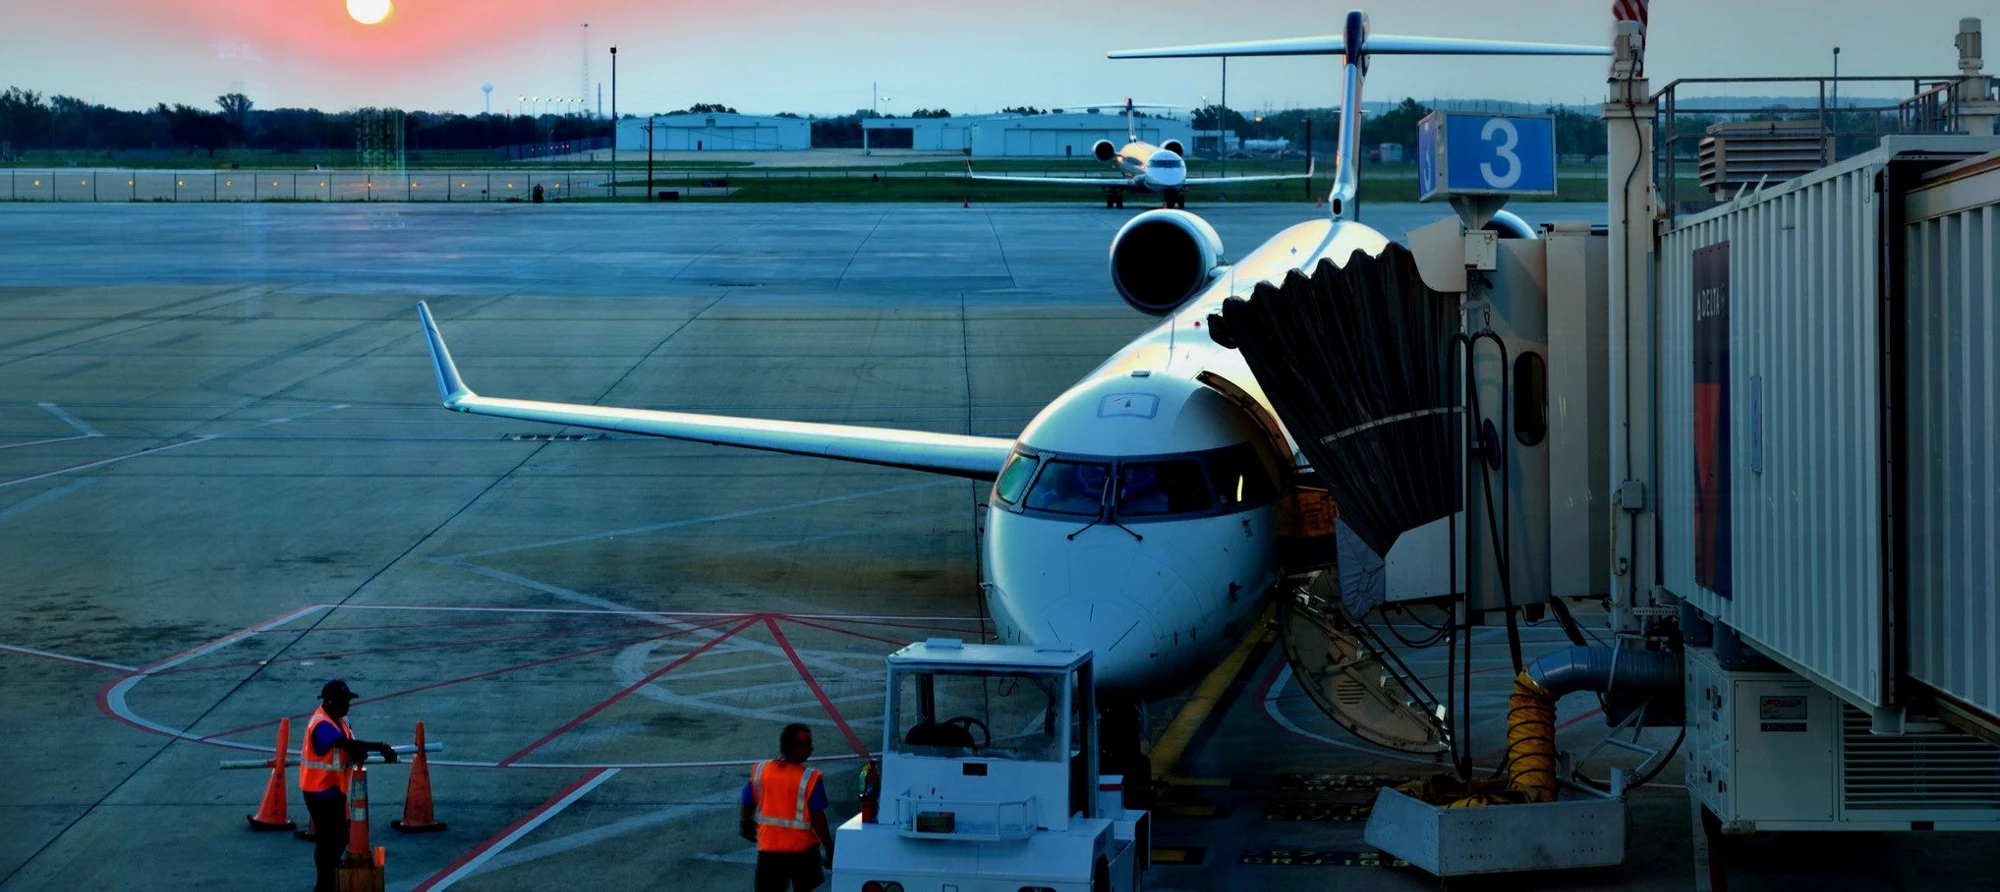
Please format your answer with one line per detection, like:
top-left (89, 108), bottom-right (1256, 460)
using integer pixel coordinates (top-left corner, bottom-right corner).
top-left (1207, 244), bottom-right (1459, 558)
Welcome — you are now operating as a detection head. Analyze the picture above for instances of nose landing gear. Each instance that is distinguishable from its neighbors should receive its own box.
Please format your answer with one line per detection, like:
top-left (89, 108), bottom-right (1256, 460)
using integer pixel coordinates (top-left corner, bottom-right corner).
top-left (1161, 189), bottom-right (1185, 209)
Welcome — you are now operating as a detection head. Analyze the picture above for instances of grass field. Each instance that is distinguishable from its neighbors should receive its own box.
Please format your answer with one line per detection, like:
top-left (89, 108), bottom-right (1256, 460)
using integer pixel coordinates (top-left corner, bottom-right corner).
top-left (0, 148), bottom-right (750, 171)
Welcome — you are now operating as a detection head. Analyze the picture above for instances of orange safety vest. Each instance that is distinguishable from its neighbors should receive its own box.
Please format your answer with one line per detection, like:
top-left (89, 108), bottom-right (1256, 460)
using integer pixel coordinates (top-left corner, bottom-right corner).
top-left (299, 708), bottom-right (355, 795)
top-left (750, 759), bottom-right (823, 852)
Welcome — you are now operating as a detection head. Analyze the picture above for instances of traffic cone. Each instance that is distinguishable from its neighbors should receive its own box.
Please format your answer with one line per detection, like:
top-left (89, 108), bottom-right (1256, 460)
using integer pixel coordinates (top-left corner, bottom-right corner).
top-left (247, 717), bottom-right (297, 831)
top-left (346, 765), bottom-right (371, 861)
top-left (392, 722), bottom-right (447, 833)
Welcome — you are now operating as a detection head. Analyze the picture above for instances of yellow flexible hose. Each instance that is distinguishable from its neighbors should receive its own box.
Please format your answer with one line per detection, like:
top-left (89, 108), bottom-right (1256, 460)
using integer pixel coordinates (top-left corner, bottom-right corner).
top-left (1390, 671), bottom-right (1559, 809)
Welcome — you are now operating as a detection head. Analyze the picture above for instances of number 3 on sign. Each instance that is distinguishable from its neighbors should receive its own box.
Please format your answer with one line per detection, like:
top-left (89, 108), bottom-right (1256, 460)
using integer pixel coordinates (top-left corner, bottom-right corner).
top-left (1479, 117), bottom-right (1522, 189)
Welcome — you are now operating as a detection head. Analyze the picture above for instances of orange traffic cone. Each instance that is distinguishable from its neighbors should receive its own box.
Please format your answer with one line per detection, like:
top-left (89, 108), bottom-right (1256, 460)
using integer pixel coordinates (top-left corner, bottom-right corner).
top-left (346, 765), bottom-right (371, 861)
top-left (247, 717), bottom-right (297, 831)
top-left (392, 722), bottom-right (446, 833)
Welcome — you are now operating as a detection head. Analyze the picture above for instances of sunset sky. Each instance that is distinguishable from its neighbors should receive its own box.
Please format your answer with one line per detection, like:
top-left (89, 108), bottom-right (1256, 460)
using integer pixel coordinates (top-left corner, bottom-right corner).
top-left (2, 1), bottom-right (1988, 116)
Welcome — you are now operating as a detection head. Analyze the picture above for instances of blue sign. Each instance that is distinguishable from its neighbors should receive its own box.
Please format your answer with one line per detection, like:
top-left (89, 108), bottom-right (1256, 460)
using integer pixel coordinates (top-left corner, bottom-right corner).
top-left (1417, 112), bottom-right (1557, 200)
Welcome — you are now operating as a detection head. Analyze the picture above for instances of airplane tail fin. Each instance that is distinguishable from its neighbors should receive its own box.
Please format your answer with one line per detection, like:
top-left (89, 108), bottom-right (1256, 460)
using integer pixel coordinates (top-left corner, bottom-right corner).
top-left (1110, 10), bottom-right (1608, 221)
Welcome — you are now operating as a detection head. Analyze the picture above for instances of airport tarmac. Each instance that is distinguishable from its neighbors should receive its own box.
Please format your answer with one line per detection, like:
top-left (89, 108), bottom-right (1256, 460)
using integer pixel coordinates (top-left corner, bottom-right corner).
top-left (4, 201), bottom-right (1990, 891)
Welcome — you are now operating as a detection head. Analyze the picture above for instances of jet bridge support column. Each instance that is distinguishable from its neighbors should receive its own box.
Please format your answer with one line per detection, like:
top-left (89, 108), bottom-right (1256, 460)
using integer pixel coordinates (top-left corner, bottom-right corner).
top-left (1602, 20), bottom-right (1658, 637)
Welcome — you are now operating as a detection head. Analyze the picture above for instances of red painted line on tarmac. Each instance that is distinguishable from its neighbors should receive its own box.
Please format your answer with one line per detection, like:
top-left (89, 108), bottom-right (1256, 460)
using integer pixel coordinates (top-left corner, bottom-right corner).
top-left (775, 614), bottom-right (910, 648)
top-left (153, 620), bottom-right (671, 675)
top-left (766, 616), bottom-right (870, 758)
top-left (497, 617), bottom-right (759, 768)
top-left (310, 617), bottom-right (629, 633)
top-left (413, 767), bottom-right (616, 892)
top-left (805, 615), bottom-right (989, 636)
top-left (190, 616), bottom-right (744, 744)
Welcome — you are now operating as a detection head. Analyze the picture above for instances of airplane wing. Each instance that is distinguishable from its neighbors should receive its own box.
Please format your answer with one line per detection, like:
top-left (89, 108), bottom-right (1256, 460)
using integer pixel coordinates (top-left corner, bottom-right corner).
top-left (1183, 155), bottom-right (1315, 187)
top-left (416, 302), bottom-right (1015, 481)
top-left (964, 163), bottom-right (1136, 188)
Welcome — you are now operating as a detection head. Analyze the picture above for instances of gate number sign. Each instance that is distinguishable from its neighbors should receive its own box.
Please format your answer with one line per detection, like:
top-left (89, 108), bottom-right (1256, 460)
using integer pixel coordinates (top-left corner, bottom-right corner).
top-left (1417, 112), bottom-right (1558, 200)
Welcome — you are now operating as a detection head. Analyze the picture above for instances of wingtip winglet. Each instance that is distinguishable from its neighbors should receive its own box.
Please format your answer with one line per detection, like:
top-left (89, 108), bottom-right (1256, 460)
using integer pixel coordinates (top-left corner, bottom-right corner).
top-left (415, 301), bottom-right (474, 407)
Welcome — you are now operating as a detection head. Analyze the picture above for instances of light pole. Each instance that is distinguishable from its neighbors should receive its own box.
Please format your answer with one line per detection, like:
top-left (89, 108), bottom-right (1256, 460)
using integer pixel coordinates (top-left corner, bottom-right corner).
top-left (610, 45), bottom-right (618, 200)
top-left (646, 115), bottom-right (656, 201)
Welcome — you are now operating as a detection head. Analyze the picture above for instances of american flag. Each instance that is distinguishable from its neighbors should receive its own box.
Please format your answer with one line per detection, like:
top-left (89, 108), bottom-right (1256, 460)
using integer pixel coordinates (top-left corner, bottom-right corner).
top-left (1614, 0), bottom-right (1648, 74)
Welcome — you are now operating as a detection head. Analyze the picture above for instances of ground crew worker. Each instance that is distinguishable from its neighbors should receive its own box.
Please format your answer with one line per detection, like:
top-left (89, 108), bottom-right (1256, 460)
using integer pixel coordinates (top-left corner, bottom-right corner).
top-left (740, 723), bottom-right (835, 892)
top-left (300, 679), bottom-right (398, 892)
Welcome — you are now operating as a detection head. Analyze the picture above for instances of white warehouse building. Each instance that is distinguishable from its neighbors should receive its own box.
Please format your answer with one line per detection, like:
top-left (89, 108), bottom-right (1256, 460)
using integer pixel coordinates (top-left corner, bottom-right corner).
top-left (616, 113), bottom-right (811, 152)
top-left (862, 113), bottom-right (1196, 157)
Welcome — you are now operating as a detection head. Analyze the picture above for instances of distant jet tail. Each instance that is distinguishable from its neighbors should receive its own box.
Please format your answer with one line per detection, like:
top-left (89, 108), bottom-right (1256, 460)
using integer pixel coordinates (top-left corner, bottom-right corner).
top-left (1110, 10), bottom-right (1609, 221)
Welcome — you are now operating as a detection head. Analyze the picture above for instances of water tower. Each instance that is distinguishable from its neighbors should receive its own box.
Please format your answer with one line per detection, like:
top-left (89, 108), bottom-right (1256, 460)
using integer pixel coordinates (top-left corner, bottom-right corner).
top-left (482, 82), bottom-right (493, 115)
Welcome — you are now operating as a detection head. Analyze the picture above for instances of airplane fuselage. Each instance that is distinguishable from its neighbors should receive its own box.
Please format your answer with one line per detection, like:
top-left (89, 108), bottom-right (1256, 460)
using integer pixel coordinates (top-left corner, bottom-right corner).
top-left (1109, 141), bottom-right (1187, 193)
top-left (982, 216), bottom-right (1390, 699)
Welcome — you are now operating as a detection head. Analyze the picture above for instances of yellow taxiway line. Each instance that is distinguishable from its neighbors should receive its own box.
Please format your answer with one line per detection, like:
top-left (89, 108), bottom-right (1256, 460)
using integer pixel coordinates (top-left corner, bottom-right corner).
top-left (1149, 601), bottom-right (1277, 781)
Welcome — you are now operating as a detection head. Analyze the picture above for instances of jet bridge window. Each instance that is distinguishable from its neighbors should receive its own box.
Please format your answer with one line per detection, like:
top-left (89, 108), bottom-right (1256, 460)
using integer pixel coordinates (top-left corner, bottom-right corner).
top-left (1117, 459), bottom-right (1212, 516)
top-left (993, 451), bottom-right (1038, 506)
top-left (1206, 443), bottom-right (1278, 508)
top-left (1023, 460), bottom-right (1110, 516)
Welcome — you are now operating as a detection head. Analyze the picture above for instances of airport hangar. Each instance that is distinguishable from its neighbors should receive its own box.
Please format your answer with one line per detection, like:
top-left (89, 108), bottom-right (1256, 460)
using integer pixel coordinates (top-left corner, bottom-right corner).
top-left (866, 112), bottom-right (1196, 156)
top-left (614, 112), bottom-right (812, 151)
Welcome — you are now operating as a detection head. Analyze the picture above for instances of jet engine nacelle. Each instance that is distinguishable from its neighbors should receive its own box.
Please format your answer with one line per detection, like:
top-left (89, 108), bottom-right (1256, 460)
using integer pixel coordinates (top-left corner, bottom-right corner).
top-left (1092, 140), bottom-right (1117, 162)
top-left (1161, 140), bottom-right (1186, 156)
top-left (1108, 209), bottom-right (1226, 316)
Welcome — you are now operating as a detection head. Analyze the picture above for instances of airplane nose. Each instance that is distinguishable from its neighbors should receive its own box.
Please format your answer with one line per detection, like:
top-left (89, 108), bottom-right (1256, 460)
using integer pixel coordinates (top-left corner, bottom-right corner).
top-left (1034, 598), bottom-right (1158, 694)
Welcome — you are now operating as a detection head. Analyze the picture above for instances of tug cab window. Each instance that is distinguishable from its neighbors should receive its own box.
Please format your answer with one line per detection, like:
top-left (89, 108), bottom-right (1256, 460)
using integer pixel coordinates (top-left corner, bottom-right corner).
top-left (893, 669), bottom-right (1062, 763)
top-left (993, 451), bottom-right (1038, 506)
top-left (1206, 443), bottom-right (1278, 507)
top-left (1117, 459), bottom-right (1212, 516)
top-left (1024, 460), bottom-right (1110, 516)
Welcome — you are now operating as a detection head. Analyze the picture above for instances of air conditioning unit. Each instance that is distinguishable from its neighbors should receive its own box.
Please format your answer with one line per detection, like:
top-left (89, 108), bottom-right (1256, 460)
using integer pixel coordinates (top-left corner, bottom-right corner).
top-left (1696, 120), bottom-right (1833, 199)
top-left (1685, 646), bottom-right (2000, 832)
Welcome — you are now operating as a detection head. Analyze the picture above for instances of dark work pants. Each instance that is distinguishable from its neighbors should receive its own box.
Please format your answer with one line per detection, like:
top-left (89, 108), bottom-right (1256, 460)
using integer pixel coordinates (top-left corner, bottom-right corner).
top-left (753, 848), bottom-right (824, 892)
top-left (304, 792), bottom-right (350, 892)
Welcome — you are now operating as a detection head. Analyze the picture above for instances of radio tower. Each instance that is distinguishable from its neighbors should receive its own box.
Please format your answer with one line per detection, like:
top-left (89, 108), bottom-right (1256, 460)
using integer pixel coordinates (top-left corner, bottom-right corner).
top-left (580, 23), bottom-right (591, 118)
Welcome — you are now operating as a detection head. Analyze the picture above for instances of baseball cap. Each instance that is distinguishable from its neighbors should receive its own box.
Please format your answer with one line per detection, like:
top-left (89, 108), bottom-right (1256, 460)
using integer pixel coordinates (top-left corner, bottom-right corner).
top-left (320, 679), bottom-right (358, 702)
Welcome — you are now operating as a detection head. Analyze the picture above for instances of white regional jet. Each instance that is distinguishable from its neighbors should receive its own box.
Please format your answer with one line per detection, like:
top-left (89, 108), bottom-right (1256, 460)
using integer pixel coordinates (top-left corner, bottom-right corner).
top-left (415, 11), bottom-right (1606, 719)
top-left (965, 98), bottom-right (1312, 209)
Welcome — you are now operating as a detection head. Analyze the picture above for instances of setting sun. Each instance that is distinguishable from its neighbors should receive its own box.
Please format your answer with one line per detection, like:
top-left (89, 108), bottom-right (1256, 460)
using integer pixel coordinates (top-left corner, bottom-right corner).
top-left (346, 0), bottom-right (392, 25)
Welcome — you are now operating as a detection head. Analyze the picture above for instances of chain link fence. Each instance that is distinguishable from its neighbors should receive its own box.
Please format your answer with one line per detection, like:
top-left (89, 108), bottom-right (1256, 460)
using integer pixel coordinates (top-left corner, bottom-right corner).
top-left (0, 169), bottom-right (614, 202)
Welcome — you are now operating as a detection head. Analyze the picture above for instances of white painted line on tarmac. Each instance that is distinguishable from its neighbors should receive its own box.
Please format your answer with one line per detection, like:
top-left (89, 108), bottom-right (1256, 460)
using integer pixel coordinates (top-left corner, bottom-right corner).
top-left (0, 436), bottom-right (214, 489)
top-left (329, 602), bottom-right (984, 622)
top-left (416, 767), bottom-right (621, 891)
top-left (102, 604), bottom-right (329, 751)
top-left (0, 433), bottom-right (94, 452)
top-left (439, 479), bottom-right (954, 560)
top-left (0, 477), bottom-right (97, 524)
top-left (0, 641), bottom-right (134, 672)
top-left (39, 402), bottom-right (104, 438)
top-left (466, 782), bottom-right (741, 879)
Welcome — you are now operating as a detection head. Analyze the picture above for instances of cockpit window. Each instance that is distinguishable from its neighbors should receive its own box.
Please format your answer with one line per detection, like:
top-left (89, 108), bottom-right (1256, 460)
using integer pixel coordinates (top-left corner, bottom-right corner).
top-left (1150, 158), bottom-right (1183, 168)
top-left (1023, 460), bottom-right (1110, 516)
top-left (993, 452), bottom-right (1037, 505)
top-left (1117, 459), bottom-right (1212, 516)
top-left (1207, 443), bottom-right (1278, 507)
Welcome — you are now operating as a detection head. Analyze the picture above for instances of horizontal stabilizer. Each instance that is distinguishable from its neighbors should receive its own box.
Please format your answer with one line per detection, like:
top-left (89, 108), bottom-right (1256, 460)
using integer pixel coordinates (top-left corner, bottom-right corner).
top-left (1109, 34), bottom-right (1609, 59)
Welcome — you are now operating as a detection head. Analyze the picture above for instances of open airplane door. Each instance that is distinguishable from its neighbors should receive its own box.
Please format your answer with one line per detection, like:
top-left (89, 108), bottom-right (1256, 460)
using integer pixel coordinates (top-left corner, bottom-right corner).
top-left (1281, 572), bottom-right (1449, 755)
top-left (1196, 370), bottom-right (1340, 574)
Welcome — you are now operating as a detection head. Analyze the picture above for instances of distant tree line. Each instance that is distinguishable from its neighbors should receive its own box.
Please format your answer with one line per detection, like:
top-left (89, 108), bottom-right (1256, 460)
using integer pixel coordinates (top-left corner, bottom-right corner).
top-left (0, 86), bottom-right (613, 160)
top-left (1, 84), bottom-right (1623, 161)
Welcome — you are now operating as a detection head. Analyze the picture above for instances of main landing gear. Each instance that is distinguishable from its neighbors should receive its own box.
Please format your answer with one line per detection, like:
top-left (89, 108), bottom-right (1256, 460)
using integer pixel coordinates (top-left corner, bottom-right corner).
top-left (1161, 189), bottom-right (1186, 209)
top-left (1104, 188), bottom-right (1127, 209)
